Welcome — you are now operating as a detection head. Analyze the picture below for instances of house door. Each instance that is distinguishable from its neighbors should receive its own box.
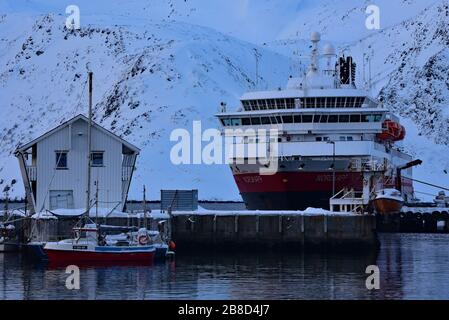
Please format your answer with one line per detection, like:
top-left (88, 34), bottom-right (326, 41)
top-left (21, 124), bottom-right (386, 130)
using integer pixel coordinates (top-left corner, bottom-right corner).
top-left (49, 190), bottom-right (74, 210)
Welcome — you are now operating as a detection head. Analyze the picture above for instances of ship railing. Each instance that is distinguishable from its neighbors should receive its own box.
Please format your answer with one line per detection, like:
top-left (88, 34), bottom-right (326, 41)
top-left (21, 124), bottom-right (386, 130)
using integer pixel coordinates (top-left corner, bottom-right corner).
top-left (330, 188), bottom-right (367, 214)
top-left (349, 159), bottom-right (386, 172)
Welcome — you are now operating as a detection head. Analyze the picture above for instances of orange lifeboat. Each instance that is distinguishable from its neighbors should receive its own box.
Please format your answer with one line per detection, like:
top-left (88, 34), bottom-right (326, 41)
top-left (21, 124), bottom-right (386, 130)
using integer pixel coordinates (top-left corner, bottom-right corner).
top-left (377, 120), bottom-right (406, 142)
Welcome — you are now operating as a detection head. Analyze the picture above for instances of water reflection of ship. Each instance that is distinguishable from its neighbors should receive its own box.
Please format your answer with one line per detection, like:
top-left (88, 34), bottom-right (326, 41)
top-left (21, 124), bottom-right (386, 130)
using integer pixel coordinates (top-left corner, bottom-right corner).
top-left (368, 234), bottom-right (405, 299)
top-left (174, 251), bottom-right (379, 300)
top-left (10, 258), bottom-right (177, 299)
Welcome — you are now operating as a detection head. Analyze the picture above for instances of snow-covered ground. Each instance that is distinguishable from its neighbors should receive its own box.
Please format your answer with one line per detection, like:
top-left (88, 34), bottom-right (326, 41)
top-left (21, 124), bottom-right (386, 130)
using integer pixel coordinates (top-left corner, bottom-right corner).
top-left (0, 0), bottom-right (448, 202)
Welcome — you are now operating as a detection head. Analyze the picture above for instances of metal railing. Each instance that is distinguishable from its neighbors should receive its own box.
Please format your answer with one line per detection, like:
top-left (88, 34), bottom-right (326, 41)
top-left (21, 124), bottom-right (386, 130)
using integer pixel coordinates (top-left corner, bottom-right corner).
top-left (330, 188), bottom-right (367, 214)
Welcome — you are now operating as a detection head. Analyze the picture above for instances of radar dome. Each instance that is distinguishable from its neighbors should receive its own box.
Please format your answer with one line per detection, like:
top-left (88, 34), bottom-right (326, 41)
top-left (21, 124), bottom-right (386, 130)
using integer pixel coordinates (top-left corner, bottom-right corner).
top-left (310, 32), bottom-right (321, 42)
top-left (322, 44), bottom-right (336, 56)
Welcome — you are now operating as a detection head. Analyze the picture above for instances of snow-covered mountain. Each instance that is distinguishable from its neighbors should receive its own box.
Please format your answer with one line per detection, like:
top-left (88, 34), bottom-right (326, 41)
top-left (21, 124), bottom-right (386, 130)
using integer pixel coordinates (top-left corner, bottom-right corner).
top-left (0, 0), bottom-right (448, 201)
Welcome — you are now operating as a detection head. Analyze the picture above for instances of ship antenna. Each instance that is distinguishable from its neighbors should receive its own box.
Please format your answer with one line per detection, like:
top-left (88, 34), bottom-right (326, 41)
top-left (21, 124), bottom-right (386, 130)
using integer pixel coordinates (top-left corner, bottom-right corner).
top-left (368, 53), bottom-right (372, 91)
top-left (309, 32), bottom-right (321, 73)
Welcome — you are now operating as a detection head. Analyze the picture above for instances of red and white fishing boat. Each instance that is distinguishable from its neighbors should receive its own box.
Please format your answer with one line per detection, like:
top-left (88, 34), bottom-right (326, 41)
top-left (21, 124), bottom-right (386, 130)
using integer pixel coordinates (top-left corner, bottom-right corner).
top-left (43, 225), bottom-right (156, 264)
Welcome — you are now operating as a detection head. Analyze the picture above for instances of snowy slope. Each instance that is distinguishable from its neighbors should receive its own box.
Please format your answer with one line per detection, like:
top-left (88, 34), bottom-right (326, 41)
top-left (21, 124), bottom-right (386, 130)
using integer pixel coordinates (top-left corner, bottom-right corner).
top-left (0, 11), bottom-right (290, 201)
top-left (0, 0), bottom-right (448, 201)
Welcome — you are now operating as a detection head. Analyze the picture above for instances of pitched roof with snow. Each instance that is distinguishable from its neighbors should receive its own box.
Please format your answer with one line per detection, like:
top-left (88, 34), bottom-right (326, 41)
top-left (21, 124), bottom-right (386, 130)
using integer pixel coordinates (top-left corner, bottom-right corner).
top-left (15, 114), bottom-right (140, 154)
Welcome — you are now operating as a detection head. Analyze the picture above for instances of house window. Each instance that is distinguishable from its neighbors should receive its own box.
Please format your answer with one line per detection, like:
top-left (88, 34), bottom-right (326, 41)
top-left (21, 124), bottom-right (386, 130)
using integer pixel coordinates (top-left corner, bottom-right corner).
top-left (55, 151), bottom-right (68, 169)
top-left (91, 152), bottom-right (104, 167)
top-left (49, 190), bottom-right (74, 210)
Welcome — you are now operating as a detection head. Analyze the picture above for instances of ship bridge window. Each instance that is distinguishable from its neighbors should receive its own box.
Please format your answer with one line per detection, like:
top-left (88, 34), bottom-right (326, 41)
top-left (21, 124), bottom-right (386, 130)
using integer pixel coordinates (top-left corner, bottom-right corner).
top-left (261, 117), bottom-right (271, 125)
top-left (242, 118), bottom-right (251, 126)
top-left (242, 100), bottom-right (250, 111)
top-left (350, 114), bottom-right (361, 122)
top-left (286, 98), bottom-right (295, 109)
top-left (282, 115), bottom-right (294, 124)
top-left (317, 97), bottom-right (326, 108)
top-left (347, 97), bottom-right (355, 107)
top-left (328, 115), bottom-right (339, 123)
top-left (222, 119), bottom-right (232, 126)
top-left (294, 115), bottom-right (302, 123)
top-left (303, 98), bottom-right (315, 109)
top-left (339, 115), bottom-right (350, 123)
top-left (250, 117), bottom-right (261, 125)
top-left (275, 99), bottom-right (285, 109)
top-left (336, 97), bottom-right (346, 108)
top-left (320, 115), bottom-right (329, 123)
top-left (313, 115), bottom-right (321, 122)
top-left (355, 97), bottom-right (365, 108)
top-left (250, 100), bottom-right (258, 111)
top-left (270, 116), bottom-right (278, 124)
top-left (299, 97), bottom-right (368, 109)
top-left (231, 119), bottom-right (242, 126)
top-left (362, 114), bottom-right (383, 122)
top-left (302, 115), bottom-right (313, 123)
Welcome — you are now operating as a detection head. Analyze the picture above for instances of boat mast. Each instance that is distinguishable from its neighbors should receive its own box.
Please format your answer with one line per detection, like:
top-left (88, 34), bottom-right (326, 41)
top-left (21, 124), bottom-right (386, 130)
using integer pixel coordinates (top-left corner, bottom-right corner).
top-left (85, 72), bottom-right (93, 222)
top-left (143, 185), bottom-right (147, 229)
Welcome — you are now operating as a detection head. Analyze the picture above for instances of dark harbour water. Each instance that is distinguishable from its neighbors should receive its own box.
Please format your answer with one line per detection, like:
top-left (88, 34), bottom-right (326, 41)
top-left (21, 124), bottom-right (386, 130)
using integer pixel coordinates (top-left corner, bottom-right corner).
top-left (1, 233), bottom-right (449, 300)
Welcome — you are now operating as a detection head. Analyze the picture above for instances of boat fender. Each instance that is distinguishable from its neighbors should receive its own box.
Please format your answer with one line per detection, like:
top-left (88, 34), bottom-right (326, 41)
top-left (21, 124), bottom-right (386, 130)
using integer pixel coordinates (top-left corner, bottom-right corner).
top-left (138, 235), bottom-right (149, 245)
top-left (169, 240), bottom-right (176, 251)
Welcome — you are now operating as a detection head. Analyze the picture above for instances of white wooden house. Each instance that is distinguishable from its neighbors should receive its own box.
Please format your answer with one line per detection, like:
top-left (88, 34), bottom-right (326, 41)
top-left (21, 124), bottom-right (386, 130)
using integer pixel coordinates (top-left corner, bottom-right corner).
top-left (14, 114), bottom-right (140, 214)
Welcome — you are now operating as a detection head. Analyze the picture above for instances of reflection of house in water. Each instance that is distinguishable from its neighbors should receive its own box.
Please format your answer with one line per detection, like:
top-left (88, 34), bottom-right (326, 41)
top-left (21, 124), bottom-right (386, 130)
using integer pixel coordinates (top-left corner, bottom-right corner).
top-left (14, 115), bottom-right (140, 214)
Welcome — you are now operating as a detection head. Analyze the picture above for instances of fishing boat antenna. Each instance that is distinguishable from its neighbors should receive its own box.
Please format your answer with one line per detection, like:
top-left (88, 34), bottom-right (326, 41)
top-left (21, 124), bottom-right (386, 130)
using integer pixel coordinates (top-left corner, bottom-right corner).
top-left (95, 180), bottom-right (99, 226)
top-left (143, 185), bottom-right (148, 229)
top-left (85, 72), bottom-right (93, 224)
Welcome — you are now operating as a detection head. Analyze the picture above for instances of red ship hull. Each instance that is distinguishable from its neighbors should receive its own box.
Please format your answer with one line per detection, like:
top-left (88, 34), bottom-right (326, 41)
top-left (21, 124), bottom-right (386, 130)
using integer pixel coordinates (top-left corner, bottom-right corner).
top-left (44, 249), bottom-right (155, 264)
top-left (234, 171), bottom-right (413, 210)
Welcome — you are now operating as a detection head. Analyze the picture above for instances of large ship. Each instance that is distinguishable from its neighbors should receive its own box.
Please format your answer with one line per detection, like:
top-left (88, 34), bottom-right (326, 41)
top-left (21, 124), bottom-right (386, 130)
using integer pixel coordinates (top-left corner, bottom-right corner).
top-left (217, 32), bottom-right (415, 211)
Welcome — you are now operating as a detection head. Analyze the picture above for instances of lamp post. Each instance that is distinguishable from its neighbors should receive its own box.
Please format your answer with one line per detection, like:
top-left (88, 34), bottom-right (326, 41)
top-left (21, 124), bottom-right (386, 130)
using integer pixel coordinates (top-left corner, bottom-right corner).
top-left (327, 141), bottom-right (336, 197)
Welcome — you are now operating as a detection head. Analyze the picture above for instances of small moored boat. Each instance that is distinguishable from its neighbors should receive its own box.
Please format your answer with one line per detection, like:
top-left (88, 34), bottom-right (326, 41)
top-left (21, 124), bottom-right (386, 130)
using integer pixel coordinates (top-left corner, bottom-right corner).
top-left (373, 189), bottom-right (404, 215)
top-left (43, 224), bottom-right (155, 264)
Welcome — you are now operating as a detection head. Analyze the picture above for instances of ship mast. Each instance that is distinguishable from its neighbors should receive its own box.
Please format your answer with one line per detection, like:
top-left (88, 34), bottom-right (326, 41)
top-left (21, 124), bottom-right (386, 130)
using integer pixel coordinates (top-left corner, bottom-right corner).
top-left (85, 72), bottom-right (93, 222)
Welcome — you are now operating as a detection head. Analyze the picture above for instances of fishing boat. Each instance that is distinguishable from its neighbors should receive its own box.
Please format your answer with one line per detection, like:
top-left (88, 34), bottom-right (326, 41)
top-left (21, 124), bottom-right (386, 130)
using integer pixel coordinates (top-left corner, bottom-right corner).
top-left (372, 189), bottom-right (404, 215)
top-left (43, 224), bottom-right (155, 263)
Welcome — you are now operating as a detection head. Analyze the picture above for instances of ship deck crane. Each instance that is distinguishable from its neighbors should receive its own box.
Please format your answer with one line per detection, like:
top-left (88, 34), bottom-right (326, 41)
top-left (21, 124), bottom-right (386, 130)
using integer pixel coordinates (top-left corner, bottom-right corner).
top-left (396, 160), bottom-right (423, 194)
